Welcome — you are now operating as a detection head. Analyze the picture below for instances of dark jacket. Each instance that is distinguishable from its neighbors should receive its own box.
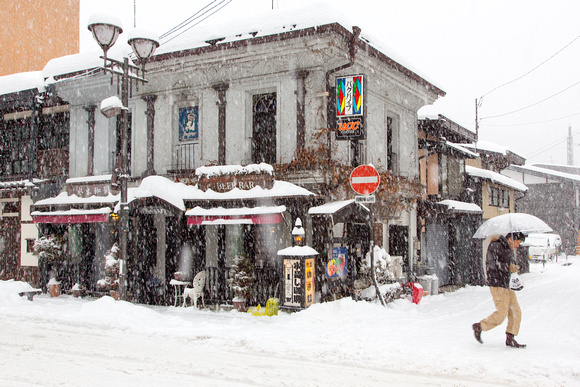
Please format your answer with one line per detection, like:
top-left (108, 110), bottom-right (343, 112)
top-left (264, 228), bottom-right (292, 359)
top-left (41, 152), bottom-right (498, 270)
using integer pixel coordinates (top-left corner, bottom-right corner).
top-left (486, 236), bottom-right (513, 289)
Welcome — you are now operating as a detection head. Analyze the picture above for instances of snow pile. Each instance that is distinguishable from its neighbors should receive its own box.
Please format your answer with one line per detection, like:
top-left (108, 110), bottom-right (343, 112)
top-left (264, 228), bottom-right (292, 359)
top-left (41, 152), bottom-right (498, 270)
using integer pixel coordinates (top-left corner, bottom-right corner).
top-left (1, 258), bottom-right (579, 385)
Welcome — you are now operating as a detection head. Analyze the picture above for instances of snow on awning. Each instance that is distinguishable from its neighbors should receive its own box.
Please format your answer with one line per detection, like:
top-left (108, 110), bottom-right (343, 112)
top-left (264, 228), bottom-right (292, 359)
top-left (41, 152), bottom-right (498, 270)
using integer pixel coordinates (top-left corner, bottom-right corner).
top-left (31, 208), bottom-right (112, 224)
top-left (186, 205), bottom-right (286, 225)
top-left (308, 199), bottom-right (370, 224)
top-left (437, 200), bottom-right (482, 214)
top-left (308, 199), bottom-right (360, 215)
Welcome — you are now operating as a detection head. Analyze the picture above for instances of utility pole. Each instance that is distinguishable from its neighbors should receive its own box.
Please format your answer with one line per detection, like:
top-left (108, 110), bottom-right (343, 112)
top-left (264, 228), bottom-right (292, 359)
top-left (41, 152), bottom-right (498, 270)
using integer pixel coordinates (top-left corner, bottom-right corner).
top-left (567, 124), bottom-right (574, 166)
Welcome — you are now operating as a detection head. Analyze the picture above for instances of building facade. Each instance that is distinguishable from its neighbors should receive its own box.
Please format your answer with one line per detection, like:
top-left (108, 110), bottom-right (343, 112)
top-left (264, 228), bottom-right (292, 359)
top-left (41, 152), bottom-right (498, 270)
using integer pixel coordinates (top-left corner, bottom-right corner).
top-left (0, 0), bottom-right (79, 76)
top-left (8, 7), bottom-right (444, 305)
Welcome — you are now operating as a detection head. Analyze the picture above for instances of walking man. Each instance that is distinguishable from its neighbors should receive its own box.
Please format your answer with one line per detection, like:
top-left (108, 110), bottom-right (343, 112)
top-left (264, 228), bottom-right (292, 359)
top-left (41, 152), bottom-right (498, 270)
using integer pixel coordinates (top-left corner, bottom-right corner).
top-left (473, 232), bottom-right (526, 348)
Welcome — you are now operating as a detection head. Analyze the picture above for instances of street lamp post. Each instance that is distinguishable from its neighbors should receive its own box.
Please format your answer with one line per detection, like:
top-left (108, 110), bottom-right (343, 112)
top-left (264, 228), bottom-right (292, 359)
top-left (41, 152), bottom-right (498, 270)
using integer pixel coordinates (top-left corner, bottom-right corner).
top-left (88, 14), bottom-right (159, 301)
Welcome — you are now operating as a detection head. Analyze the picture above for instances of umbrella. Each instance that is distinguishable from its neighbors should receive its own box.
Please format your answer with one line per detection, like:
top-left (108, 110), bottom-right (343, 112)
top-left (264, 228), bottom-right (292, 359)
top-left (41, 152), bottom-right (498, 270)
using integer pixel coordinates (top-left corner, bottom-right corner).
top-left (473, 213), bottom-right (553, 239)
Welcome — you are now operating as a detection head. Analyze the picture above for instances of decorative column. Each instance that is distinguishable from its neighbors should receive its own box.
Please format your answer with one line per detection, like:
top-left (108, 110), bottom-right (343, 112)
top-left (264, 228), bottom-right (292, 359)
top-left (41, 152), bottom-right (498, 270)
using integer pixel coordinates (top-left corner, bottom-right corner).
top-left (212, 83), bottom-right (229, 165)
top-left (295, 71), bottom-right (309, 150)
top-left (141, 94), bottom-right (157, 176)
top-left (84, 105), bottom-right (96, 176)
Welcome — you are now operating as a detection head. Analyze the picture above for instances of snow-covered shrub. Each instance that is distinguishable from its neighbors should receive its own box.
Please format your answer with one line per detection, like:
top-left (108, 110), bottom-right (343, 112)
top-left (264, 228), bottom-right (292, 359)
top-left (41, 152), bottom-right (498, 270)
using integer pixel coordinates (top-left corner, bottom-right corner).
top-left (360, 246), bottom-right (394, 285)
top-left (97, 243), bottom-right (120, 292)
top-left (228, 254), bottom-right (254, 301)
top-left (33, 235), bottom-right (67, 264)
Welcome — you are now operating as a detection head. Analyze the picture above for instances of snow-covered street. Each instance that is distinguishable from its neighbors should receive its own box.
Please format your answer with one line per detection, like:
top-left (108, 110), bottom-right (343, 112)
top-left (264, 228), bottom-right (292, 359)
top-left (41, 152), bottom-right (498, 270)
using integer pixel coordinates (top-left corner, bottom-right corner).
top-left (1, 257), bottom-right (579, 386)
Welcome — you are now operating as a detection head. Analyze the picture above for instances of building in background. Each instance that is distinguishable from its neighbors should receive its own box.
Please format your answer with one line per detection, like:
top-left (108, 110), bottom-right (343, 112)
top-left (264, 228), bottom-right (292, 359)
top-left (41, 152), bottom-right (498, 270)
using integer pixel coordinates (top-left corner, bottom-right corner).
top-left (0, 0), bottom-right (79, 76)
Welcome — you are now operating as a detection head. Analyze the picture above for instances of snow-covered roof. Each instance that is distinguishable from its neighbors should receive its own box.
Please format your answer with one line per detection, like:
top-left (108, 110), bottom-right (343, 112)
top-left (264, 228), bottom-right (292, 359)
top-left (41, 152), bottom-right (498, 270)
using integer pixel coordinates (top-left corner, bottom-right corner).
top-left (35, 175), bottom-right (314, 212)
top-left (461, 141), bottom-right (507, 155)
top-left (308, 199), bottom-right (368, 215)
top-left (31, 207), bottom-right (111, 217)
top-left (0, 178), bottom-right (46, 189)
top-left (154, 4), bottom-right (443, 92)
top-left (185, 205), bottom-right (286, 217)
top-left (0, 71), bottom-right (45, 95)
top-left (196, 163), bottom-right (273, 177)
top-left (508, 164), bottom-right (580, 183)
top-left (277, 245), bottom-right (319, 256)
top-left (437, 199), bottom-right (482, 213)
top-left (465, 165), bottom-right (528, 192)
top-left (447, 141), bottom-right (478, 158)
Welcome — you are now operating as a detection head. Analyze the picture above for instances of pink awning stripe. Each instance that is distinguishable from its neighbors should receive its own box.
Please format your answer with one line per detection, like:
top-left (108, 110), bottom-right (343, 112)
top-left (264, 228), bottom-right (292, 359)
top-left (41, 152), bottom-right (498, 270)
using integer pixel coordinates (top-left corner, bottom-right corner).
top-left (32, 214), bottom-right (110, 224)
top-left (187, 213), bottom-right (281, 225)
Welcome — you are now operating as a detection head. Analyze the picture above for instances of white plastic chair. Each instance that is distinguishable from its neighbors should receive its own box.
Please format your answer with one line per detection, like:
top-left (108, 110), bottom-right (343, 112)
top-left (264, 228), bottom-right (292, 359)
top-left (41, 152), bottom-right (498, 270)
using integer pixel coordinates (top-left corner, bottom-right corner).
top-left (183, 271), bottom-right (206, 308)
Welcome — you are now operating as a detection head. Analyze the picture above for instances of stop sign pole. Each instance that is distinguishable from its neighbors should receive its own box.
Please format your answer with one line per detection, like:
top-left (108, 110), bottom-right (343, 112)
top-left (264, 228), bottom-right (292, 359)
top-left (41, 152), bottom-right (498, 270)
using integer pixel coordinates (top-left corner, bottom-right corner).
top-left (350, 165), bottom-right (385, 306)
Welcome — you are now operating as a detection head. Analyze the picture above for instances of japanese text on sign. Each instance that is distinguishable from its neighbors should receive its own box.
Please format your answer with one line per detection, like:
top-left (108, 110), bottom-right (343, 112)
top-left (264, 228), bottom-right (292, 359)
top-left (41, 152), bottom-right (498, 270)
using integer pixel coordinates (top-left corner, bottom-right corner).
top-left (336, 75), bottom-right (364, 117)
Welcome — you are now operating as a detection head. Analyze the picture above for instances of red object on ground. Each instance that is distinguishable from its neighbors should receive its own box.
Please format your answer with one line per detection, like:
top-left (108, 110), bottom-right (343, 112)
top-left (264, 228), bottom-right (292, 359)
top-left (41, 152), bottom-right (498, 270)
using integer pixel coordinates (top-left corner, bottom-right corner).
top-left (403, 282), bottom-right (423, 304)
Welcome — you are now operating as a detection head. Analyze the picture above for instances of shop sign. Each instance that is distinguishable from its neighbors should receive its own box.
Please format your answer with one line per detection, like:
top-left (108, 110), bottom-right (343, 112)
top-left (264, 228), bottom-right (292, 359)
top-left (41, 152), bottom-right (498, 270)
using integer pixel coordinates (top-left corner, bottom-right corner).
top-left (335, 116), bottom-right (365, 140)
top-left (304, 258), bottom-right (315, 307)
top-left (336, 75), bottom-right (363, 117)
top-left (335, 74), bottom-right (365, 140)
top-left (327, 247), bottom-right (347, 278)
top-left (197, 171), bottom-right (274, 193)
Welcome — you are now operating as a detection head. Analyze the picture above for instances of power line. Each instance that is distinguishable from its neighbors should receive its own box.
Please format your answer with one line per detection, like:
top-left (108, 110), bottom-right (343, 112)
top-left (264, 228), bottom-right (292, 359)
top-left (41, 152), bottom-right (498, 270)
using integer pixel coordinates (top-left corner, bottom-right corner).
top-left (159, 1), bottom-right (218, 39)
top-left (160, 0), bottom-right (232, 46)
top-left (480, 79), bottom-right (580, 120)
top-left (526, 128), bottom-right (580, 159)
top-left (480, 33), bottom-right (580, 100)
top-left (482, 111), bottom-right (580, 127)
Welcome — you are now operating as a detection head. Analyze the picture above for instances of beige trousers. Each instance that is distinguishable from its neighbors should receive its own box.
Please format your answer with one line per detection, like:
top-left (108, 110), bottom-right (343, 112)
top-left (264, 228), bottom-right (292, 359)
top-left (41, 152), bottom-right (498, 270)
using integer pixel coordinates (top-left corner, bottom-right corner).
top-left (480, 286), bottom-right (522, 336)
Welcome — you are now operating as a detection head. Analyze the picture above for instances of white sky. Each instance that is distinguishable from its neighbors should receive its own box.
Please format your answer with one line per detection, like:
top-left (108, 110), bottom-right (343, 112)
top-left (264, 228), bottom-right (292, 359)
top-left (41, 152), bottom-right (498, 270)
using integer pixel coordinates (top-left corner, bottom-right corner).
top-left (80, 0), bottom-right (580, 166)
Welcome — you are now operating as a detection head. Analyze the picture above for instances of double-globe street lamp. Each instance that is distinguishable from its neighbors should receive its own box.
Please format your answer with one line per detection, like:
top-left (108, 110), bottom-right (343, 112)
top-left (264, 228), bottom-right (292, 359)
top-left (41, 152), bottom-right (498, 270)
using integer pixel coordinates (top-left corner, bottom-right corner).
top-left (88, 14), bottom-right (159, 300)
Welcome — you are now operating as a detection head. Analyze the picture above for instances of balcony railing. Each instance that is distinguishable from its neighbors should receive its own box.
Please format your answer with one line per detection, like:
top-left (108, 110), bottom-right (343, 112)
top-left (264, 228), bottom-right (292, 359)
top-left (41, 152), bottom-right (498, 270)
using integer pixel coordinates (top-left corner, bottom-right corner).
top-left (170, 142), bottom-right (199, 173)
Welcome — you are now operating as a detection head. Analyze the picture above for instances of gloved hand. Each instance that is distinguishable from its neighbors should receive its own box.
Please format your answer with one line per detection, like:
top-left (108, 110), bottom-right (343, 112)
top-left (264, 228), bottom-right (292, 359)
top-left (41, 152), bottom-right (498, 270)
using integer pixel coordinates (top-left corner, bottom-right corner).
top-left (510, 264), bottom-right (520, 273)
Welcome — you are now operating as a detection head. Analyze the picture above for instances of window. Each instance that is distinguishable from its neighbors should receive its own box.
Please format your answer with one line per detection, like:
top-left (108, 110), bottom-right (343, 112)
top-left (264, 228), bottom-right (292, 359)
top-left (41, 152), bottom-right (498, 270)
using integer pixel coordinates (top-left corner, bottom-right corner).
top-left (252, 92), bottom-right (277, 164)
top-left (387, 116), bottom-right (398, 173)
top-left (26, 239), bottom-right (35, 253)
top-left (489, 186), bottom-right (510, 208)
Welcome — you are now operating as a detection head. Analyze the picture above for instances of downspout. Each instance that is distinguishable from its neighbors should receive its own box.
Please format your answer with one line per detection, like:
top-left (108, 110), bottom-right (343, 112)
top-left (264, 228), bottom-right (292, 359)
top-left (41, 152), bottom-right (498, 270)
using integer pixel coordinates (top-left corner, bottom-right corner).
top-left (27, 92), bottom-right (43, 182)
top-left (325, 26), bottom-right (361, 160)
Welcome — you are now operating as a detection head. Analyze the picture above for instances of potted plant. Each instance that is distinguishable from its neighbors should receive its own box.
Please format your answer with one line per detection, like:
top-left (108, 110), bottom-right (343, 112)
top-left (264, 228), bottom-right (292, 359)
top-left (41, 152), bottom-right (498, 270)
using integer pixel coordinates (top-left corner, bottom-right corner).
top-left (228, 254), bottom-right (254, 312)
top-left (97, 243), bottom-right (120, 300)
top-left (32, 234), bottom-right (67, 296)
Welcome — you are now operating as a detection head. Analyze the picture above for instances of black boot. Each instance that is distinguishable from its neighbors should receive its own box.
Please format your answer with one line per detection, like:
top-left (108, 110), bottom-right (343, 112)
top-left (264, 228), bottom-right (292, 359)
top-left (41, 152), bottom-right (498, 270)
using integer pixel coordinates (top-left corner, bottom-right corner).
top-left (472, 323), bottom-right (483, 343)
top-left (506, 333), bottom-right (526, 348)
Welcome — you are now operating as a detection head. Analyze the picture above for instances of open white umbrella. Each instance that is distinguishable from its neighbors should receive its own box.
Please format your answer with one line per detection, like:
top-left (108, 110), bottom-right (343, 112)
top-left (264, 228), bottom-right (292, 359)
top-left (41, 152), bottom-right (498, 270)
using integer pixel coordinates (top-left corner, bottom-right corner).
top-left (473, 213), bottom-right (553, 239)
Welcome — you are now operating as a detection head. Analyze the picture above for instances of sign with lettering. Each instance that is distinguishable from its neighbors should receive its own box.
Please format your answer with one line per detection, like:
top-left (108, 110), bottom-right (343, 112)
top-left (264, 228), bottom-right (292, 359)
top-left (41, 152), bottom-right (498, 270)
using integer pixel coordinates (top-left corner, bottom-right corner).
top-left (336, 75), bottom-right (363, 117)
top-left (335, 116), bottom-right (365, 140)
top-left (335, 75), bottom-right (365, 140)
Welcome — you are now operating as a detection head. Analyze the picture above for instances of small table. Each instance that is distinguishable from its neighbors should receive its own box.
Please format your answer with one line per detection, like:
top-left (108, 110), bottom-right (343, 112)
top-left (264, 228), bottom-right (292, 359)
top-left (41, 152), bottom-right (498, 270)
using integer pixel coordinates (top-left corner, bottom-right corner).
top-left (169, 279), bottom-right (190, 307)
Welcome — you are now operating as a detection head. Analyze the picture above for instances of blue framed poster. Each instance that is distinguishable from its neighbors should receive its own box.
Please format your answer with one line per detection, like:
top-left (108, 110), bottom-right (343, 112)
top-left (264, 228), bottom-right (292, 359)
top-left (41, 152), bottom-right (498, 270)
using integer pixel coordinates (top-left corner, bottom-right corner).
top-left (327, 247), bottom-right (348, 278)
top-left (179, 106), bottom-right (199, 141)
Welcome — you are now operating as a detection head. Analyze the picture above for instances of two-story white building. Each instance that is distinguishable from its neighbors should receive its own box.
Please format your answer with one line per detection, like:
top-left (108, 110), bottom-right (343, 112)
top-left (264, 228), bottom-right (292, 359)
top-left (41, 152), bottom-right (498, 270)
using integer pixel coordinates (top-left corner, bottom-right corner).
top-left (31, 6), bottom-right (443, 305)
